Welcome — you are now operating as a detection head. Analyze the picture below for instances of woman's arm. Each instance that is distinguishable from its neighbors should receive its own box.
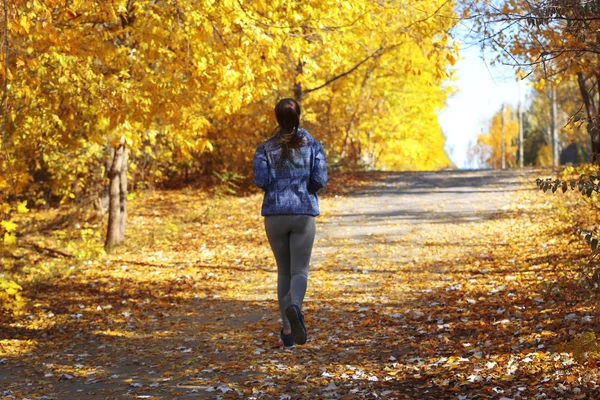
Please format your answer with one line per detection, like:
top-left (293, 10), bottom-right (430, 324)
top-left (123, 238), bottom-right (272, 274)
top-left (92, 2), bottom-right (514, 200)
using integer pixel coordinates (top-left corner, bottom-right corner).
top-left (309, 142), bottom-right (328, 192)
top-left (253, 144), bottom-right (269, 190)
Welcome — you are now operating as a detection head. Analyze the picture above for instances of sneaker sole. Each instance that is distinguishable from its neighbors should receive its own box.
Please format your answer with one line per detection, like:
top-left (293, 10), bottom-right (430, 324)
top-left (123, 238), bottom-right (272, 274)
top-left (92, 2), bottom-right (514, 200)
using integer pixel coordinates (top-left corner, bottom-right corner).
top-left (285, 307), bottom-right (307, 345)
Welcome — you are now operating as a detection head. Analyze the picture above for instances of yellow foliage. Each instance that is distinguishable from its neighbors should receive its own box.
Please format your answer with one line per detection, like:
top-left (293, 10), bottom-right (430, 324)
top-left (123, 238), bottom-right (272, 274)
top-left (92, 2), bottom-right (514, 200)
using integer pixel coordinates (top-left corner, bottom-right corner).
top-left (536, 144), bottom-right (553, 167)
top-left (17, 201), bottom-right (28, 214)
top-left (1, 220), bottom-right (17, 233)
top-left (1, 0), bottom-right (457, 202)
top-left (0, 277), bottom-right (25, 312)
top-left (3, 232), bottom-right (16, 245)
top-left (1, 203), bottom-right (19, 249)
top-left (554, 332), bottom-right (600, 365)
top-left (0, 268), bottom-right (26, 317)
top-left (470, 106), bottom-right (520, 168)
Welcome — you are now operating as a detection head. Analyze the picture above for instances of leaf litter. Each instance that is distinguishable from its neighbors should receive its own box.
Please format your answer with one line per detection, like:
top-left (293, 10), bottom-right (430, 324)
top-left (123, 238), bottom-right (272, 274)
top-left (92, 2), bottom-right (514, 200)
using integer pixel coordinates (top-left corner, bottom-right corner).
top-left (1, 170), bottom-right (599, 399)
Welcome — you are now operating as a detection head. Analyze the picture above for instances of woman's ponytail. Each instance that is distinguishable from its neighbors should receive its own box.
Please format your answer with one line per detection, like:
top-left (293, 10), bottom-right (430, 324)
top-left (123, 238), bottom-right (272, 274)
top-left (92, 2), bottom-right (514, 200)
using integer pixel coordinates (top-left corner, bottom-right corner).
top-left (274, 98), bottom-right (305, 167)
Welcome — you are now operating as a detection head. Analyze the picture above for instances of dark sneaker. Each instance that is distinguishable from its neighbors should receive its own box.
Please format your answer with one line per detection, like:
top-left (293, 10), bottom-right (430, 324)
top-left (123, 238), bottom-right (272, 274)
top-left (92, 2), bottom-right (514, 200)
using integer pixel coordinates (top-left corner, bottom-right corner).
top-left (285, 305), bottom-right (307, 345)
top-left (280, 328), bottom-right (294, 348)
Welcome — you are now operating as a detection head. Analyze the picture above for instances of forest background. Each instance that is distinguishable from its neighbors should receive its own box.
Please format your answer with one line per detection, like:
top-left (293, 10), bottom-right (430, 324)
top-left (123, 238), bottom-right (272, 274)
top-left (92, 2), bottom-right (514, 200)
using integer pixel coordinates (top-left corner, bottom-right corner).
top-left (0, 0), bottom-right (456, 202)
top-left (3, 0), bottom-right (600, 336)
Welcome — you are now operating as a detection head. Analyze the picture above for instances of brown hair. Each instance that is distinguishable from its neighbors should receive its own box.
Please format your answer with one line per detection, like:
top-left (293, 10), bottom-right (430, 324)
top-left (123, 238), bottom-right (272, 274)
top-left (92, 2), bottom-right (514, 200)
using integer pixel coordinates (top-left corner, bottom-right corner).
top-left (274, 98), bottom-right (305, 166)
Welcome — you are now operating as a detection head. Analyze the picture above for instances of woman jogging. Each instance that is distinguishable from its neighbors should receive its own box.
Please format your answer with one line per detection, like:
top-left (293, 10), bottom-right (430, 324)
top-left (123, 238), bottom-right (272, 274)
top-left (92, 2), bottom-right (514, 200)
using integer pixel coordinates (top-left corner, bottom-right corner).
top-left (253, 98), bottom-right (328, 348)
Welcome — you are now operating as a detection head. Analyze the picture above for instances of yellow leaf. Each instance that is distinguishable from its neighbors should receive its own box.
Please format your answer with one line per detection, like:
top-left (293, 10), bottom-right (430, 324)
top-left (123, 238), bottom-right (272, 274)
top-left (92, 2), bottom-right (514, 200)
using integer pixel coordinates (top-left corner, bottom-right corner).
top-left (20, 15), bottom-right (30, 33)
top-left (3, 232), bottom-right (16, 245)
top-left (17, 201), bottom-right (28, 214)
top-left (1, 220), bottom-right (17, 233)
top-left (5, 287), bottom-right (19, 295)
top-left (446, 53), bottom-right (456, 65)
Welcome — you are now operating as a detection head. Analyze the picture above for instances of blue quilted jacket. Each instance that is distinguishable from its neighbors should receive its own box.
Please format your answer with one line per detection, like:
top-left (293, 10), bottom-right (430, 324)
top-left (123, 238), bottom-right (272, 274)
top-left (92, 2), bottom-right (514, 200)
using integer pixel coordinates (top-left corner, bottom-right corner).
top-left (253, 129), bottom-right (328, 216)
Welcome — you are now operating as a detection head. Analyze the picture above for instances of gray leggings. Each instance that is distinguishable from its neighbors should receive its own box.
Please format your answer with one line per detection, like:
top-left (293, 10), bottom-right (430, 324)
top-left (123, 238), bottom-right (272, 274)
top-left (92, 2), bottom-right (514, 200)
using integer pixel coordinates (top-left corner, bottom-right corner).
top-left (264, 215), bottom-right (316, 330)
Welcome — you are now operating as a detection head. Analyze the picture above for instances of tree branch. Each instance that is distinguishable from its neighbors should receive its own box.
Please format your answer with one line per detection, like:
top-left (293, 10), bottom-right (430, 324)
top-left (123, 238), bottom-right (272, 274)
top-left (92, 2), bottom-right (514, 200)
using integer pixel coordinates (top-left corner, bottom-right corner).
top-left (577, 72), bottom-right (593, 122)
top-left (405, 0), bottom-right (453, 29)
top-left (303, 45), bottom-right (387, 95)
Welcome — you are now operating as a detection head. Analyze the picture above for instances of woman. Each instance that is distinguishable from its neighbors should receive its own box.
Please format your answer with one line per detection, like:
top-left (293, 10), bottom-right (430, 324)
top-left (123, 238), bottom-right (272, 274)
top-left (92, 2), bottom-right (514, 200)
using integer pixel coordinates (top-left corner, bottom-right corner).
top-left (253, 98), bottom-right (328, 348)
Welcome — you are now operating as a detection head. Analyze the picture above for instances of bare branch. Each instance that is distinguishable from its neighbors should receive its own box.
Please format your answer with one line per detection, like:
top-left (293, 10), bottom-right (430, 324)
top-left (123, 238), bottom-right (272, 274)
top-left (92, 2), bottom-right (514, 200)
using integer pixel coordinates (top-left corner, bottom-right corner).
top-left (303, 45), bottom-right (387, 95)
top-left (405, 0), bottom-right (454, 28)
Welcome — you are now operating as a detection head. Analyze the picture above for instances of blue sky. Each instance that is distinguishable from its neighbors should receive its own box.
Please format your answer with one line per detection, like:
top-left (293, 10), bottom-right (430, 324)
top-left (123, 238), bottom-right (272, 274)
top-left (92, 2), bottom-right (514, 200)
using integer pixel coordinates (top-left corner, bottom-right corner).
top-left (438, 45), bottom-right (528, 169)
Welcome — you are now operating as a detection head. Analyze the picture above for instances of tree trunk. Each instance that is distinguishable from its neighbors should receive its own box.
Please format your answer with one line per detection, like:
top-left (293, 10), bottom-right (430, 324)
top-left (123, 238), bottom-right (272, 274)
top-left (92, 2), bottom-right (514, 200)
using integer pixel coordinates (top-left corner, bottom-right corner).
top-left (501, 104), bottom-right (506, 170)
top-left (595, 71), bottom-right (600, 165)
top-left (293, 60), bottom-right (304, 102)
top-left (1, 0), bottom-right (16, 198)
top-left (588, 119), bottom-right (600, 165)
top-left (105, 138), bottom-right (127, 250)
top-left (98, 147), bottom-right (113, 214)
top-left (551, 85), bottom-right (559, 167)
top-left (118, 146), bottom-right (128, 242)
top-left (518, 83), bottom-right (524, 168)
top-left (577, 72), bottom-right (600, 163)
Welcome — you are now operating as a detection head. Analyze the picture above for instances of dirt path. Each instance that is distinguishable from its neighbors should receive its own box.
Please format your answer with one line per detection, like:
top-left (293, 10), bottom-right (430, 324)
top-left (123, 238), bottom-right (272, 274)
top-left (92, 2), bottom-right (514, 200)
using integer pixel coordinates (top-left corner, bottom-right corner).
top-left (315, 169), bottom-right (530, 262)
top-left (3, 168), bottom-right (594, 399)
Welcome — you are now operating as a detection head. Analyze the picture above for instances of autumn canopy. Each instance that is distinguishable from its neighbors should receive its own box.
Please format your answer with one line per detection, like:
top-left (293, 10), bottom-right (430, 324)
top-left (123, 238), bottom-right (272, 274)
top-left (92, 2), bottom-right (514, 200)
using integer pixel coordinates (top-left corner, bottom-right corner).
top-left (0, 0), bottom-right (456, 208)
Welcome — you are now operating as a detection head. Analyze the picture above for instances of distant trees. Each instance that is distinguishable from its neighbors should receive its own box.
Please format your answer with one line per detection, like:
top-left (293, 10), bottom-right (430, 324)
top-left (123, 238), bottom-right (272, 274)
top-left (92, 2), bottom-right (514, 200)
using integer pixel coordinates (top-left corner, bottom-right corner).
top-left (466, 0), bottom-right (600, 161)
top-left (468, 106), bottom-right (519, 169)
top-left (469, 80), bottom-right (590, 168)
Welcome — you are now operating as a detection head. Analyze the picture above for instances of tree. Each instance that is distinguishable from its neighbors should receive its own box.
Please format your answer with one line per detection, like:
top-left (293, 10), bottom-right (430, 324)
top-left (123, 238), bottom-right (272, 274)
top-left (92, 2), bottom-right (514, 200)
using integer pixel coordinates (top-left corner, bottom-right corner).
top-left (465, 0), bottom-right (600, 160)
top-left (0, 0), bottom-right (26, 320)
top-left (469, 105), bottom-right (519, 169)
top-left (518, 79), bottom-right (589, 166)
top-left (206, 0), bottom-right (458, 171)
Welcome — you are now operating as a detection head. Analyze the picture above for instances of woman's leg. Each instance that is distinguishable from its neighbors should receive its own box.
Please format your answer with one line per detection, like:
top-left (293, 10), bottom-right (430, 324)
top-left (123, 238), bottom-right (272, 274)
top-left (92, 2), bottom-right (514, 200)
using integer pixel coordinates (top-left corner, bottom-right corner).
top-left (288, 216), bottom-right (316, 308)
top-left (264, 216), bottom-right (293, 331)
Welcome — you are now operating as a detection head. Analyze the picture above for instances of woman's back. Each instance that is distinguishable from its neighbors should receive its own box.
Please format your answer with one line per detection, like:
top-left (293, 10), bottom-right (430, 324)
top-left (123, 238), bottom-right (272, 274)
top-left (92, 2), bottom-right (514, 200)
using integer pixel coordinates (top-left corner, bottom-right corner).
top-left (254, 129), bottom-right (327, 216)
